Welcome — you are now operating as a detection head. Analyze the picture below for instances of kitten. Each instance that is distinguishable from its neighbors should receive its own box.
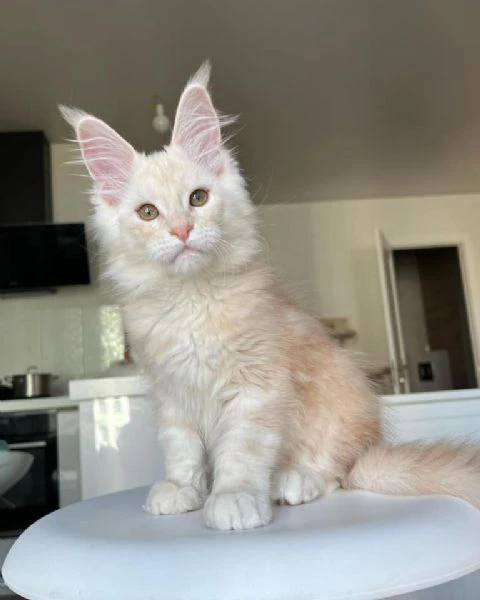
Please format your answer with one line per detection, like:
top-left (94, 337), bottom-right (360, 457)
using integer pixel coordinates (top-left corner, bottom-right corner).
top-left (61, 62), bottom-right (480, 530)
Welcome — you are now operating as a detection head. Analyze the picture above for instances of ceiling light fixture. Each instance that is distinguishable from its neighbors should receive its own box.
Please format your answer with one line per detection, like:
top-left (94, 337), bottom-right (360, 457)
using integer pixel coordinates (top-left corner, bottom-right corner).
top-left (152, 103), bottom-right (170, 134)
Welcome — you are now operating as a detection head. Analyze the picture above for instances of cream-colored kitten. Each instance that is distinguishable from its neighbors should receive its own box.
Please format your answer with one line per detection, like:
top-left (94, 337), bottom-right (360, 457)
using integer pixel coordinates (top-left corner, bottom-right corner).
top-left (62, 63), bottom-right (480, 530)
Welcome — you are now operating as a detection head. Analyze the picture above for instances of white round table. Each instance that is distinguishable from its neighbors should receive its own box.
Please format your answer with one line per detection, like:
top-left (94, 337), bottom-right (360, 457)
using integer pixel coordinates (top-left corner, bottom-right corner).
top-left (3, 487), bottom-right (480, 600)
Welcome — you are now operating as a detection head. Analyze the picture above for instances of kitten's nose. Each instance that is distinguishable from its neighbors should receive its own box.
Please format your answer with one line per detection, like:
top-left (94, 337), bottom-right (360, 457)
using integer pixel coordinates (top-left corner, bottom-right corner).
top-left (170, 223), bottom-right (193, 242)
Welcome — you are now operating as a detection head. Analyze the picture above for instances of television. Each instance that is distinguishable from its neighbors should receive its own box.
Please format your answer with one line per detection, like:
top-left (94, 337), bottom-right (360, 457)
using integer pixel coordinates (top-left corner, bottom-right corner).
top-left (0, 223), bottom-right (90, 292)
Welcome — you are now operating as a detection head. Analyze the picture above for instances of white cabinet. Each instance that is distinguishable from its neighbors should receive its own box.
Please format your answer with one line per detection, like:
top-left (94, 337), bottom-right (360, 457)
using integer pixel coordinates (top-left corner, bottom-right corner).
top-left (70, 376), bottom-right (164, 500)
top-left (57, 410), bottom-right (82, 506)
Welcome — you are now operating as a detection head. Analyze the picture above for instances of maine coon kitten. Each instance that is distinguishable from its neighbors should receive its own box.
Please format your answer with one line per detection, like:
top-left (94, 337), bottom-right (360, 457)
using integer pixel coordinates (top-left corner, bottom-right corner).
top-left (61, 63), bottom-right (480, 530)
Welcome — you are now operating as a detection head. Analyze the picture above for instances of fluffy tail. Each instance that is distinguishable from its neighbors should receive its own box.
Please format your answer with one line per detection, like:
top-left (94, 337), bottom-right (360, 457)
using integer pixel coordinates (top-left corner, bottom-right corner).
top-left (346, 442), bottom-right (480, 508)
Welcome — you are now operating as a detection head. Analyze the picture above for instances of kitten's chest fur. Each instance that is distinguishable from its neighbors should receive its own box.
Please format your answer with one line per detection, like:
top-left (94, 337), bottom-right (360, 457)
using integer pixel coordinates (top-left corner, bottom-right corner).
top-left (122, 273), bottom-right (272, 401)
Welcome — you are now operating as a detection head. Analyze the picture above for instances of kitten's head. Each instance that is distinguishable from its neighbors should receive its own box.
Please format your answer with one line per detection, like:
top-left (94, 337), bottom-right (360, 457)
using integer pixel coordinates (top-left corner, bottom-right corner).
top-left (61, 62), bottom-right (260, 288)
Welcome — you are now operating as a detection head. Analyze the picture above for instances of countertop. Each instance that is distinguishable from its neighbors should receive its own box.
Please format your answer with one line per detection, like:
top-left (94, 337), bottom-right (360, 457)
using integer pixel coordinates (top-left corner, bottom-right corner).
top-left (0, 373), bottom-right (149, 413)
top-left (69, 374), bottom-right (149, 400)
top-left (0, 395), bottom-right (76, 413)
top-left (384, 387), bottom-right (480, 405)
top-left (68, 375), bottom-right (480, 405)
top-left (1, 374), bottom-right (479, 414)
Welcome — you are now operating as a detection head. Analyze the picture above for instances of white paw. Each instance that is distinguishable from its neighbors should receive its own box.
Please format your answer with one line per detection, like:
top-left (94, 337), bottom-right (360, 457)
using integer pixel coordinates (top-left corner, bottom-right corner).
top-left (204, 491), bottom-right (272, 531)
top-left (144, 481), bottom-right (204, 515)
top-left (273, 469), bottom-right (337, 505)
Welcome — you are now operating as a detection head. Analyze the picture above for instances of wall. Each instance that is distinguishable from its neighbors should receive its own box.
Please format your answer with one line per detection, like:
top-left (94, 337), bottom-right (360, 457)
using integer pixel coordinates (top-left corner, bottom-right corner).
top-left (258, 194), bottom-right (480, 373)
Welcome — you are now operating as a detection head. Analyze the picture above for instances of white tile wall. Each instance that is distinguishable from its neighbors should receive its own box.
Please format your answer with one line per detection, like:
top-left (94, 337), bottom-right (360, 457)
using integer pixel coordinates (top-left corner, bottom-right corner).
top-left (82, 305), bottom-right (125, 375)
top-left (0, 296), bottom-right (125, 392)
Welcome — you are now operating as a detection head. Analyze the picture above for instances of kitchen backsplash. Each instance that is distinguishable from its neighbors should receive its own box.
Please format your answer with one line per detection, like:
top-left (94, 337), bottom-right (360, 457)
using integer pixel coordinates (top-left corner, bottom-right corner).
top-left (0, 293), bottom-right (126, 393)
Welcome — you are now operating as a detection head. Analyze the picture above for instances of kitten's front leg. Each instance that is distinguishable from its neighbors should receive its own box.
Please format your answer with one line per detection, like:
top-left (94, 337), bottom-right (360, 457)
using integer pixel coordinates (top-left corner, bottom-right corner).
top-left (144, 425), bottom-right (207, 515)
top-left (204, 389), bottom-right (281, 531)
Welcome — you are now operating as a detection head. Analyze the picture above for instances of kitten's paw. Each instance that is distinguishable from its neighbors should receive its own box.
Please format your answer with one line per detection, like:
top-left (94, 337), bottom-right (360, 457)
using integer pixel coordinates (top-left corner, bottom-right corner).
top-left (144, 481), bottom-right (204, 515)
top-left (204, 491), bottom-right (272, 531)
top-left (273, 469), bottom-right (338, 505)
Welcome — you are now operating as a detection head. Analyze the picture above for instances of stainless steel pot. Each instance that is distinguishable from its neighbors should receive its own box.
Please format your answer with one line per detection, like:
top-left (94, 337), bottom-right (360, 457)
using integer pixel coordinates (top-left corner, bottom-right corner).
top-left (5, 366), bottom-right (56, 399)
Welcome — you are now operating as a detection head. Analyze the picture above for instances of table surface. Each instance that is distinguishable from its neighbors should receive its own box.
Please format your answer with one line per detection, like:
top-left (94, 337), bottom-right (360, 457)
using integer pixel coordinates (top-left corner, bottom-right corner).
top-left (4, 488), bottom-right (480, 600)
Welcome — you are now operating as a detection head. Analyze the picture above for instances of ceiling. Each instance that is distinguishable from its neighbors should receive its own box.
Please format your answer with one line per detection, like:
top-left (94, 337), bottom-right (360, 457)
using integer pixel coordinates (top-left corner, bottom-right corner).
top-left (2, 0), bottom-right (480, 202)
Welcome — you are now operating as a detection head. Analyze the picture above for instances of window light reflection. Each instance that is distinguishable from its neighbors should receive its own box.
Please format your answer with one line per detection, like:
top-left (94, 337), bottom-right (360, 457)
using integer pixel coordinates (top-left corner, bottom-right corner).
top-left (93, 396), bottom-right (131, 451)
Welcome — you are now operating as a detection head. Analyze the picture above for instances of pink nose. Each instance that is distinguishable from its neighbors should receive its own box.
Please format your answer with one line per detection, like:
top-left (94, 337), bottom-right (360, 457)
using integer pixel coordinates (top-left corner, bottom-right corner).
top-left (170, 224), bottom-right (193, 242)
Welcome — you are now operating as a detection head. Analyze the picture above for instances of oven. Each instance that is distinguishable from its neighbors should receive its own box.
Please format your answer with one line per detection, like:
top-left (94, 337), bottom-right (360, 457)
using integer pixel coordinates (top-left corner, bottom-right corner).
top-left (0, 412), bottom-right (59, 537)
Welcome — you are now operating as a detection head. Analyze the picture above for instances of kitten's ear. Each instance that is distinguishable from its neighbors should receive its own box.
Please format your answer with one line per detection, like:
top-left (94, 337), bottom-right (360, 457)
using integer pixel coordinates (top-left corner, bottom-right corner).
top-left (172, 62), bottom-right (223, 174)
top-left (60, 106), bottom-right (136, 205)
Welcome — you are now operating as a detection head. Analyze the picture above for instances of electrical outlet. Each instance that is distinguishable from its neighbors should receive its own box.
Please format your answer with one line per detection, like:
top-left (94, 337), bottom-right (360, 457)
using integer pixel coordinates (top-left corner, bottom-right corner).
top-left (418, 362), bottom-right (434, 381)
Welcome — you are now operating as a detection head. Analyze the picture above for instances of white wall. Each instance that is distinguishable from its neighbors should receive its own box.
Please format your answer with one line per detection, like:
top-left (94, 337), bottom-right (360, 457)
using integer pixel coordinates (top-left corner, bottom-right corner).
top-left (258, 194), bottom-right (480, 371)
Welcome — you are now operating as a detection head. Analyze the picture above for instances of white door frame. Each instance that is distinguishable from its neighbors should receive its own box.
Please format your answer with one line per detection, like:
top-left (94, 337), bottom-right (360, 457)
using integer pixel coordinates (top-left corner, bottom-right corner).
top-left (375, 230), bottom-right (410, 394)
top-left (384, 231), bottom-right (480, 387)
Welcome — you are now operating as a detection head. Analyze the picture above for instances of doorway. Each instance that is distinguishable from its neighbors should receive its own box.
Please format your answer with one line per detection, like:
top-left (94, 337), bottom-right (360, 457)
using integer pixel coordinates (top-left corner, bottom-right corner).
top-left (393, 247), bottom-right (477, 393)
top-left (375, 230), bottom-right (479, 394)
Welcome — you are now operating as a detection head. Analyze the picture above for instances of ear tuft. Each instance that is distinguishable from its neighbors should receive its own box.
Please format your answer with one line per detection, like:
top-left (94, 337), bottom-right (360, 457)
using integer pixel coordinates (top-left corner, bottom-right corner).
top-left (171, 62), bottom-right (224, 174)
top-left (59, 105), bottom-right (89, 130)
top-left (188, 60), bottom-right (212, 89)
top-left (60, 106), bottom-right (136, 205)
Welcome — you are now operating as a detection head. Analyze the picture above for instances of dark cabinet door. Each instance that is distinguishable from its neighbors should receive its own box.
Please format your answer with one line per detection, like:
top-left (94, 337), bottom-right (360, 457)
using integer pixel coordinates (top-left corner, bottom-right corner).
top-left (0, 131), bottom-right (52, 223)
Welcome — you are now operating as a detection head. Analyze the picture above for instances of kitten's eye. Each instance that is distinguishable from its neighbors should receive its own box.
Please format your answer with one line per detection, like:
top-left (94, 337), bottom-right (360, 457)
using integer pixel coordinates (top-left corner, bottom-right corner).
top-left (137, 204), bottom-right (159, 221)
top-left (189, 189), bottom-right (209, 207)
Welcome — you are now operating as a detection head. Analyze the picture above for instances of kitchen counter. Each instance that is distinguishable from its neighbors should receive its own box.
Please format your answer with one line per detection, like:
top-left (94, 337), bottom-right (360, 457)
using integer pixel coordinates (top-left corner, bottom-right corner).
top-left (1, 374), bottom-right (479, 414)
top-left (0, 374), bottom-right (150, 414)
top-left (69, 375), bottom-right (480, 404)
top-left (69, 374), bottom-right (149, 400)
top-left (384, 387), bottom-right (480, 405)
top-left (71, 376), bottom-right (480, 403)
top-left (0, 395), bottom-right (76, 413)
